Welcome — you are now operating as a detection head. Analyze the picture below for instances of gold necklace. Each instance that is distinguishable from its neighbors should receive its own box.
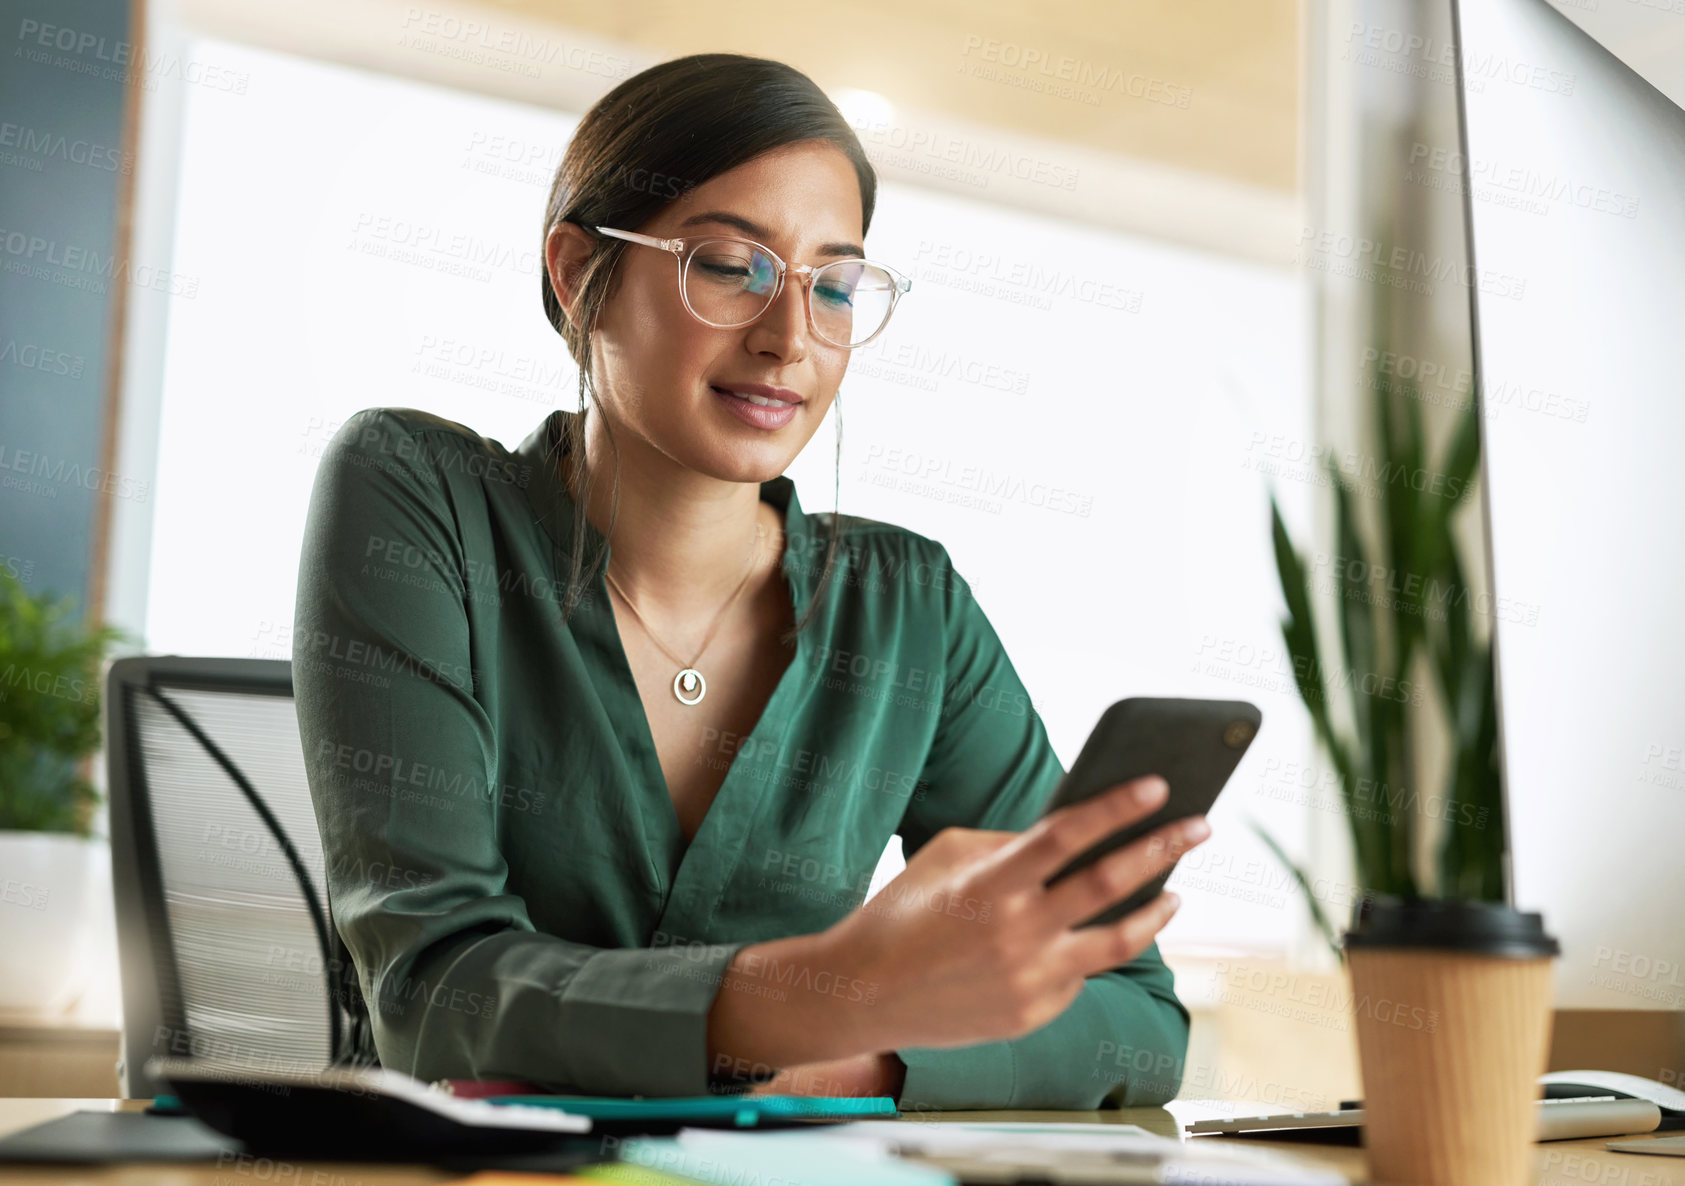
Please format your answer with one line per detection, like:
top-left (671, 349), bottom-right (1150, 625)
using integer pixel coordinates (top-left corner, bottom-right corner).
top-left (603, 522), bottom-right (765, 706)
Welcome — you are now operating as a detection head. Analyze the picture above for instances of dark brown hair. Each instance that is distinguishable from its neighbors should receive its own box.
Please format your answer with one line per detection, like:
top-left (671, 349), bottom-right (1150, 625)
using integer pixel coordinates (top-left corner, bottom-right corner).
top-left (539, 53), bottom-right (878, 644)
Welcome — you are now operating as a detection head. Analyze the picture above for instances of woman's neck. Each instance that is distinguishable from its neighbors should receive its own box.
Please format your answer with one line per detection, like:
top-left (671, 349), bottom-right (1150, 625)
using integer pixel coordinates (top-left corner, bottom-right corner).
top-left (562, 410), bottom-right (783, 619)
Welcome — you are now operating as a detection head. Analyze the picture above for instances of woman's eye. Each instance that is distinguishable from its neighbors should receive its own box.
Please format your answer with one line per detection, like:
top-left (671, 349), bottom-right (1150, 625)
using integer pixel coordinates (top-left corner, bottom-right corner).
top-left (816, 283), bottom-right (855, 308)
top-left (698, 260), bottom-right (750, 280)
top-left (696, 254), bottom-right (777, 295)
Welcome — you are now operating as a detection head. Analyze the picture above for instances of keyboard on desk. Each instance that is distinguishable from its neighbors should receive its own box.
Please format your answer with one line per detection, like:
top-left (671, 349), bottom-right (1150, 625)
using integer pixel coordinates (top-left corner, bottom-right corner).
top-left (1186, 1095), bottom-right (1662, 1143)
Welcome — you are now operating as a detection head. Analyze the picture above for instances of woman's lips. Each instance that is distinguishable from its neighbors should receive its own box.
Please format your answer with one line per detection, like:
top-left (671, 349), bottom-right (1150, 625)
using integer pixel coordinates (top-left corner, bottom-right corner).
top-left (711, 385), bottom-right (800, 430)
top-left (713, 382), bottom-right (803, 404)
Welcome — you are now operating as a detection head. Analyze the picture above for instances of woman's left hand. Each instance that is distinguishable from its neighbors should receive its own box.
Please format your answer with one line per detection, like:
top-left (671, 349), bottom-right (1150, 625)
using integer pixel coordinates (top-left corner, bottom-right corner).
top-left (749, 1051), bottom-right (906, 1098)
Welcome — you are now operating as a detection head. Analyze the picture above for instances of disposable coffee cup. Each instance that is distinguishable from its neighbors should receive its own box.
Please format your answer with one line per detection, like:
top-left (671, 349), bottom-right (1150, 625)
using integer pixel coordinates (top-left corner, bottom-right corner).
top-left (1343, 896), bottom-right (1559, 1186)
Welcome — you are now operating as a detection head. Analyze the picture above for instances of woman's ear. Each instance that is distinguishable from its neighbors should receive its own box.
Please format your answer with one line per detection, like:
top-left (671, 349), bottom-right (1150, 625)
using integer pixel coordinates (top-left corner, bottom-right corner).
top-left (545, 222), bottom-right (595, 323)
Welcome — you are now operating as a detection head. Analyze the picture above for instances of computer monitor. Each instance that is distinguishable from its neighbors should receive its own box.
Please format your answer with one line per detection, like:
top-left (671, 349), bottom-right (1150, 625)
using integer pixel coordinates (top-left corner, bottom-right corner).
top-left (1453, 0), bottom-right (1685, 1024)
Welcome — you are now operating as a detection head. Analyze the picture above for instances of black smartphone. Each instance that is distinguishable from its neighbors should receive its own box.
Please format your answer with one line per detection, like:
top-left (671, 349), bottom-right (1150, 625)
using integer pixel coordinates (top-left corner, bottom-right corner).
top-left (1041, 696), bottom-right (1262, 927)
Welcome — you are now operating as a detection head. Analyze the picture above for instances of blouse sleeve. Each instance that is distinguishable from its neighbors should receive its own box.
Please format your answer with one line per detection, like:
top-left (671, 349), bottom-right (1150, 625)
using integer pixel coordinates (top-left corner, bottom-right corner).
top-left (293, 408), bottom-right (748, 1095)
top-left (891, 542), bottom-right (1191, 1111)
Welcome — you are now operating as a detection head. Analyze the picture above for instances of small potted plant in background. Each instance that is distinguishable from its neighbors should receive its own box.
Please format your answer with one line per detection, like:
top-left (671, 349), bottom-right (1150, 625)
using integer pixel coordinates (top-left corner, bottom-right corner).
top-left (0, 567), bottom-right (133, 1016)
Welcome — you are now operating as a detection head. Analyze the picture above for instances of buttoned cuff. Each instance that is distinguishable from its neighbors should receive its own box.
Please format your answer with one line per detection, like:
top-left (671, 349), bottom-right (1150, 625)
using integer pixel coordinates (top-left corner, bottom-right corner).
top-left (558, 941), bottom-right (750, 1097)
top-left (893, 1039), bottom-right (1017, 1112)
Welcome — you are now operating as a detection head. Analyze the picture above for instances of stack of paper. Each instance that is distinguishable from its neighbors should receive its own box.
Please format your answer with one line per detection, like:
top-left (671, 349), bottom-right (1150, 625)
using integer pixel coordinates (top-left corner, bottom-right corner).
top-left (612, 1126), bottom-right (953, 1185)
top-left (611, 1120), bottom-right (1348, 1185)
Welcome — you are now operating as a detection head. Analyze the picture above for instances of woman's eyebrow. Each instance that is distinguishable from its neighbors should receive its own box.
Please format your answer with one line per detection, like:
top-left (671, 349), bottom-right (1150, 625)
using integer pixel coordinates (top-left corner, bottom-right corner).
top-left (676, 209), bottom-right (864, 258)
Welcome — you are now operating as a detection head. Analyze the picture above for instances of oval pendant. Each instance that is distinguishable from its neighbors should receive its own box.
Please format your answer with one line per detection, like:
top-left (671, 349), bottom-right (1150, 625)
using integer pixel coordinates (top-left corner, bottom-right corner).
top-left (673, 667), bottom-right (706, 706)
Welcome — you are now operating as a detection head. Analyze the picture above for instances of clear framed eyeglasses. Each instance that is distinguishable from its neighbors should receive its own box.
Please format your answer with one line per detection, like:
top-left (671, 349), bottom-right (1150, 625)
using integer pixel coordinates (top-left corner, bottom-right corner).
top-left (591, 225), bottom-right (912, 349)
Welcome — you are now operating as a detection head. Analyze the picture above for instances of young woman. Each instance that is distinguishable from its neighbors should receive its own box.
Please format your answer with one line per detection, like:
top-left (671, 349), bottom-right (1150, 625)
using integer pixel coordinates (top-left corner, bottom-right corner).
top-left (293, 52), bottom-right (1208, 1111)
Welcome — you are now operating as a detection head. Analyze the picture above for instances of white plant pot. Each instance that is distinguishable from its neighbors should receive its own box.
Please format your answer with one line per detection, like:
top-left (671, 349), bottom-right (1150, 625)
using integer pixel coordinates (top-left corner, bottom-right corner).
top-left (0, 831), bottom-right (100, 1016)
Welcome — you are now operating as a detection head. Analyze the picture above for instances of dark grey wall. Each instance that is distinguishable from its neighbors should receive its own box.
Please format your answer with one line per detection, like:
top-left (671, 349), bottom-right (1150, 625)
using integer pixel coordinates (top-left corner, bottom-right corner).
top-left (1, 0), bottom-right (135, 617)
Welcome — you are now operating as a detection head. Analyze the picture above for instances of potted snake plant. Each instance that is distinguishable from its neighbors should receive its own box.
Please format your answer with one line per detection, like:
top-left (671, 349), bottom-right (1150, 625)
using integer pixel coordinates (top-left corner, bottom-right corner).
top-left (1257, 350), bottom-right (1507, 957)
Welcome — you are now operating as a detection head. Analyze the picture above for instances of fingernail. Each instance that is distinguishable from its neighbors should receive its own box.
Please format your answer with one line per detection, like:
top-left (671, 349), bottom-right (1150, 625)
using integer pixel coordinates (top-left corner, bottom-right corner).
top-left (1165, 892), bottom-right (1182, 912)
top-left (1182, 818), bottom-right (1210, 842)
top-left (1134, 777), bottom-right (1169, 804)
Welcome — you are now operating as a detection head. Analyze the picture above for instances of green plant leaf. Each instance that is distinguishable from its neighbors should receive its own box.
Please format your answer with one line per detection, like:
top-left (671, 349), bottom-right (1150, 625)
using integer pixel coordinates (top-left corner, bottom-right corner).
top-left (1434, 541), bottom-right (1474, 712)
top-left (1333, 472), bottom-right (1377, 758)
top-left (1451, 644), bottom-right (1505, 901)
top-left (1271, 493), bottom-right (1362, 776)
top-left (1271, 487), bottom-right (1386, 897)
top-left (1440, 394), bottom-right (1482, 516)
top-left (1327, 464), bottom-right (1397, 893)
top-left (0, 569), bottom-right (137, 834)
top-left (1270, 494), bottom-right (1315, 652)
top-left (1415, 395), bottom-right (1480, 633)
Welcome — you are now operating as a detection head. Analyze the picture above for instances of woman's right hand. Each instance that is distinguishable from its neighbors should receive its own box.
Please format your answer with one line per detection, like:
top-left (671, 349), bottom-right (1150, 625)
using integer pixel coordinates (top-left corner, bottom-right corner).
top-left (814, 776), bottom-right (1208, 1056)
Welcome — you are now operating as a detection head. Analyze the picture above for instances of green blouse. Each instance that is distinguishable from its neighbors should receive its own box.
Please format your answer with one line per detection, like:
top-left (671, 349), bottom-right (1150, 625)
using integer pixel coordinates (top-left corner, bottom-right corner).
top-left (292, 406), bottom-right (1188, 1110)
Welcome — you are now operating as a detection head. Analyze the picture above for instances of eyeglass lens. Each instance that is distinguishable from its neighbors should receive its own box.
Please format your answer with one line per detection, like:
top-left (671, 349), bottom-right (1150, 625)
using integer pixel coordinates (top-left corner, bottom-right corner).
top-left (684, 240), bottom-right (897, 347)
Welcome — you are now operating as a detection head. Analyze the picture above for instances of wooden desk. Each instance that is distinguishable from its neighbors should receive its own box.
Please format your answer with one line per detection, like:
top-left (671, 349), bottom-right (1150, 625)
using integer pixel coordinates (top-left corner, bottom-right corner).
top-left (0, 1097), bottom-right (1680, 1184)
top-left (0, 1018), bottom-right (120, 1098)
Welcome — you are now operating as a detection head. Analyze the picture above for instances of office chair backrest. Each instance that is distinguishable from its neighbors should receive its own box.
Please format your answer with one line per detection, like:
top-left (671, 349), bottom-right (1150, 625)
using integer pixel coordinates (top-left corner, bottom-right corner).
top-left (106, 655), bottom-right (349, 1097)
